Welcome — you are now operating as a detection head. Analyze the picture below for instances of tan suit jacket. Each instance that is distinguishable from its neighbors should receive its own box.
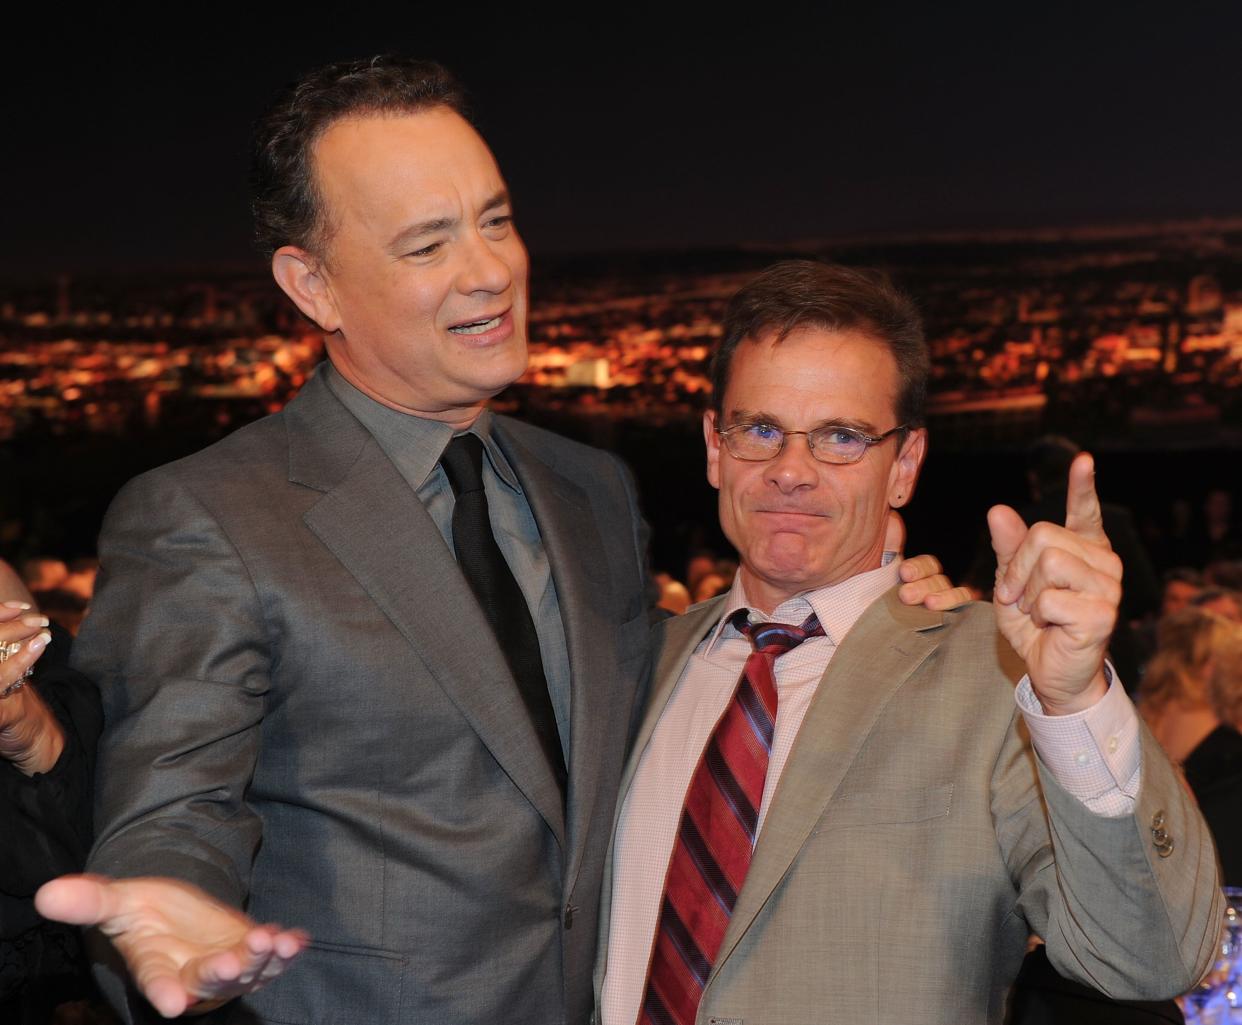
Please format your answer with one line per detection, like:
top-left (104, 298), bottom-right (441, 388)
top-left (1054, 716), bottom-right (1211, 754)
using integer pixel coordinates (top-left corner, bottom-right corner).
top-left (595, 589), bottom-right (1223, 1025)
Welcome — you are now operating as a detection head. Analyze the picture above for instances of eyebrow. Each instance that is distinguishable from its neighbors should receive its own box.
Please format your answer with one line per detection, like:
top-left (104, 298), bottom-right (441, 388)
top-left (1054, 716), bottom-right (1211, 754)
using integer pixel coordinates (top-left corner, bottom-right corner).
top-left (387, 190), bottom-right (513, 255)
top-left (728, 409), bottom-right (882, 434)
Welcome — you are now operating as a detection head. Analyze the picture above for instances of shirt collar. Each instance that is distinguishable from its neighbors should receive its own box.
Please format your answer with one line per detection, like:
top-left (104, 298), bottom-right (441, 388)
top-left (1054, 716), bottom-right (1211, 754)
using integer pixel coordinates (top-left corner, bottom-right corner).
top-left (322, 361), bottom-right (522, 494)
top-left (703, 559), bottom-right (902, 656)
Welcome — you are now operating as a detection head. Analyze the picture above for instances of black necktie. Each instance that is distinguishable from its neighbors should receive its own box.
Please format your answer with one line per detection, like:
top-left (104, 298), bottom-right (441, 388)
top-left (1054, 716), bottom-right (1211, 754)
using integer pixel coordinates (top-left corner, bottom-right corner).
top-left (440, 433), bottom-right (567, 798)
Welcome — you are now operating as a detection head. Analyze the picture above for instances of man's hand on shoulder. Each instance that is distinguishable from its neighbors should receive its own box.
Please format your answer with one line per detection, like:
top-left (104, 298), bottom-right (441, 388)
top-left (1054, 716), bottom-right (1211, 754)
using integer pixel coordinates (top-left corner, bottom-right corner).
top-left (36, 874), bottom-right (309, 1018)
top-left (988, 452), bottom-right (1121, 715)
top-left (887, 511), bottom-right (975, 611)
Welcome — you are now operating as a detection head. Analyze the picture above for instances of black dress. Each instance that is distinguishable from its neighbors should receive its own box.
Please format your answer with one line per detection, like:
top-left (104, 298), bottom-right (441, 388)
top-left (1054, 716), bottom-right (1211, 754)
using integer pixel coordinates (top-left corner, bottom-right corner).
top-left (0, 626), bottom-right (104, 1022)
top-left (1182, 723), bottom-right (1242, 887)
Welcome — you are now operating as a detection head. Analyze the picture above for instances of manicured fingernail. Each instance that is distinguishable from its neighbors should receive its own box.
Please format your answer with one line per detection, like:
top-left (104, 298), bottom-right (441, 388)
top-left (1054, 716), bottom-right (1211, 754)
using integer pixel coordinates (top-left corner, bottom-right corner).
top-left (21, 615), bottom-right (49, 628)
top-left (28, 631), bottom-right (51, 653)
top-left (3, 601), bottom-right (32, 610)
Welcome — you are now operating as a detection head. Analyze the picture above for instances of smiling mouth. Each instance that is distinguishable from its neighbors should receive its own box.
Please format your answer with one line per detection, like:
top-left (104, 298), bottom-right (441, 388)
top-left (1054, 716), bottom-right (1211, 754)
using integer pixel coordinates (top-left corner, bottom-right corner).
top-left (448, 313), bottom-right (505, 335)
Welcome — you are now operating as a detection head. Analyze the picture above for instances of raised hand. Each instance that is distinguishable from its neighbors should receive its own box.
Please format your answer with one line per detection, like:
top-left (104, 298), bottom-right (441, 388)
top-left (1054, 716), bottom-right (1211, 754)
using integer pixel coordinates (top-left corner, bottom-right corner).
top-left (886, 510), bottom-right (974, 610)
top-left (36, 874), bottom-right (309, 1017)
top-left (988, 452), bottom-right (1121, 714)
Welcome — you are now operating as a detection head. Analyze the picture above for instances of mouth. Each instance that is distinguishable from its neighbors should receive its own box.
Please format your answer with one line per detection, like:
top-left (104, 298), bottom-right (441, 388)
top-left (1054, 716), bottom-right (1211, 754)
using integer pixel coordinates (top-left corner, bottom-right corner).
top-left (756, 507), bottom-right (829, 518)
top-left (448, 311), bottom-right (507, 336)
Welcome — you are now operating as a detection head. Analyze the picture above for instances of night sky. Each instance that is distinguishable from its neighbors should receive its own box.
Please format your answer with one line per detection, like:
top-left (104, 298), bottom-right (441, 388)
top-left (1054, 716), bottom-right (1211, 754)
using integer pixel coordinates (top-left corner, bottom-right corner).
top-left (5, 7), bottom-right (1242, 276)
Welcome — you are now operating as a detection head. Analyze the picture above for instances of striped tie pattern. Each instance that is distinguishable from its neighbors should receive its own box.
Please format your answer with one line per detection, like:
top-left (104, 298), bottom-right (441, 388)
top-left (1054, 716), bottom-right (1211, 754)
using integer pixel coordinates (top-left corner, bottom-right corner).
top-left (640, 609), bottom-right (825, 1025)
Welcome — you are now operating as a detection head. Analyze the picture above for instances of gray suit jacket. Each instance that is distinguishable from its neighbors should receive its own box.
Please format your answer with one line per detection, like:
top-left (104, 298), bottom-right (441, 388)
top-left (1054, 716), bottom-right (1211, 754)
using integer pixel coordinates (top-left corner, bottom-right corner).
top-left (75, 369), bottom-right (652, 1025)
top-left (595, 589), bottom-right (1223, 1025)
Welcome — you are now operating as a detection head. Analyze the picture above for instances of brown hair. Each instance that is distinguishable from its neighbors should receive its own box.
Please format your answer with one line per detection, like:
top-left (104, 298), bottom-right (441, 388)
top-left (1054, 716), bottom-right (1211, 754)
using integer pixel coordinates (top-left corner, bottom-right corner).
top-left (711, 260), bottom-right (929, 427)
top-left (250, 55), bottom-right (469, 259)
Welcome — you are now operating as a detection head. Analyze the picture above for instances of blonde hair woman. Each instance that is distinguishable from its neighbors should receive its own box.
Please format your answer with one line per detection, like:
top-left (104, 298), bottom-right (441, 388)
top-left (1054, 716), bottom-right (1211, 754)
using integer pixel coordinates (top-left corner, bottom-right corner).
top-left (1140, 608), bottom-right (1242, 884)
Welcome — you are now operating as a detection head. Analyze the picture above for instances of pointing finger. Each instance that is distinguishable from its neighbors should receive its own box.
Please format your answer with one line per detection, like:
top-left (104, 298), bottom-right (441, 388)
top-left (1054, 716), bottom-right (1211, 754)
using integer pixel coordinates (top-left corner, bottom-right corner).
top-left (1064, 452), bottom-right (1109, 546)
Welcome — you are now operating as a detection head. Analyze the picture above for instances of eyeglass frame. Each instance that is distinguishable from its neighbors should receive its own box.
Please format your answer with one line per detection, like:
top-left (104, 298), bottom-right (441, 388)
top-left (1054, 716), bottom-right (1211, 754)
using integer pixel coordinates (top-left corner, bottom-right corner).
top-left (715, 421), bottom-right (911, 465)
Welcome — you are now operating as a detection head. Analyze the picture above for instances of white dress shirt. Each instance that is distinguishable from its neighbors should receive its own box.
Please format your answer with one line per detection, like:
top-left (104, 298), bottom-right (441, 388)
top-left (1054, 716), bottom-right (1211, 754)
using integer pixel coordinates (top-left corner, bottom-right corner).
top-left (601, 560), bottom-right (1141, 1025)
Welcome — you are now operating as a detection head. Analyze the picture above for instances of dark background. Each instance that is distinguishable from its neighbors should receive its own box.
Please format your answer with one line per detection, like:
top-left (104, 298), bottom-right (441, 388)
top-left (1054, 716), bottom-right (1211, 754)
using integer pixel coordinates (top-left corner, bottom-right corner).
top-left (4, 8), bottom-right (1241, 579)
top-left (6, 7), bottom-right (1242, 274)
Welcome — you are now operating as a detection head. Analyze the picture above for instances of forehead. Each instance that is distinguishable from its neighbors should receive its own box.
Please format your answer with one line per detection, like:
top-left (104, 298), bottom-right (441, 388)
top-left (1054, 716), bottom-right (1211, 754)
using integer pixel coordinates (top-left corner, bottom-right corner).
top-left (722, 326), bottom-right (900, 424)
top-left (311, 108), bottom-right (504, 230)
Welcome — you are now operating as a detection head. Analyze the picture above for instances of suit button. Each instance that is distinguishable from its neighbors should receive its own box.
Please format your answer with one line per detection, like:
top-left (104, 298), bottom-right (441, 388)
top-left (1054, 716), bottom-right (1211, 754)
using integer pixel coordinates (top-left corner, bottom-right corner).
top-left (1151, 809), bottom-right (1166, 830)
top-left (1156, 838), bottom-right (1175, 858)
top-left (564, 903), bottom-right (577, 930)
top-left (1152, 828), bottom-right (1169, 845)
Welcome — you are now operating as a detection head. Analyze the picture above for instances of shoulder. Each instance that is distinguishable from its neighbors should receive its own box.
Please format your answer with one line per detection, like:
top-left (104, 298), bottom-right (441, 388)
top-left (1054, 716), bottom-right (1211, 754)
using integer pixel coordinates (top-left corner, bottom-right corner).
top-left (492, 415), bottom-right (627, 477)
top-left (856, 590), bottom-right (1025, 688)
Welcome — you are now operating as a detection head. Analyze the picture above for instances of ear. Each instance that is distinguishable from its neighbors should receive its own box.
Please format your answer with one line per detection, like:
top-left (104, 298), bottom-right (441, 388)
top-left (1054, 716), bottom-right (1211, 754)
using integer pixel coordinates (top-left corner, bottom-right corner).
top-left (271, 246), bottom-right (342, 333)
top-left (887, 428), bottom-right (927, 508)
top-left (704, 410), bottom-right (722, 490)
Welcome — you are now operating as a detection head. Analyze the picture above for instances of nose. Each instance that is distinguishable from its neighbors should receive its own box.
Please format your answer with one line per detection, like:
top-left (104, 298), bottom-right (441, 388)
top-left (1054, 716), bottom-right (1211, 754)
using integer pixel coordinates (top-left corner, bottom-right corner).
top-left (458, 231), bottom-right (519, 296)
top-left (764, 432), bottom-right (820, 493)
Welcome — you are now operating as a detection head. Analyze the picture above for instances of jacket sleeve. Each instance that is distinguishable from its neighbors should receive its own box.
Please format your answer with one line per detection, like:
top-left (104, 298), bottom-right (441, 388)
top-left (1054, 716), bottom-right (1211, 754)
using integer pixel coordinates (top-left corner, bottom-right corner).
top-left (993, 711), bottom-right (1224, 999)
top-left (73, 469), bottom-right (270, 908)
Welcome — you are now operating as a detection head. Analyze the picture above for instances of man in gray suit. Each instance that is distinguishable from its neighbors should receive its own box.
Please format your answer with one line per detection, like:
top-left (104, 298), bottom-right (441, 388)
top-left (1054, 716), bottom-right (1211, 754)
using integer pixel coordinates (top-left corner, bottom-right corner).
top-left (35, 57), bottom-right (654, 1024)
top-left (596, 261), bottom-right (1223, 1025)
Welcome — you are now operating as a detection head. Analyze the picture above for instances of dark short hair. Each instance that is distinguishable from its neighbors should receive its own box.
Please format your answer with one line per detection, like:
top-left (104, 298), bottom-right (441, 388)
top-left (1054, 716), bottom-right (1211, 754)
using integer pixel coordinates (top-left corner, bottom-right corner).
top-left (711, 260), bottom-right (929, 427)
top-left (250, 55), bottom-right (470, 259)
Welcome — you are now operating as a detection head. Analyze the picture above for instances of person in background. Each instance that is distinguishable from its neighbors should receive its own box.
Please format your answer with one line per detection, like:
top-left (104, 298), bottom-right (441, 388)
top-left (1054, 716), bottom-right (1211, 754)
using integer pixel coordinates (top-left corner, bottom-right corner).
top-left (1200, 626), bottom-right (1242, 884)
top-left (1161, 568), bottom-right (1203, 620)
top-left (19, 558), bottom-right (68, 595)
top-left (1190, 588), bottom-right (1242, 623)
top-left (0, 561), bottom-right (105, 1023)
top-left (654, 573), bottom-right (692, 617)
top-left (1140, 607), bottom-right (1242, 885)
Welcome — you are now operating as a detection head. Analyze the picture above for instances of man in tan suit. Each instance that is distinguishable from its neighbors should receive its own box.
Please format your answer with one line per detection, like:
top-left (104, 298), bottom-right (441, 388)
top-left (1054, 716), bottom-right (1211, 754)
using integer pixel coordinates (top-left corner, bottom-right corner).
top-left (596, 261), bottom-right (1223, 1025)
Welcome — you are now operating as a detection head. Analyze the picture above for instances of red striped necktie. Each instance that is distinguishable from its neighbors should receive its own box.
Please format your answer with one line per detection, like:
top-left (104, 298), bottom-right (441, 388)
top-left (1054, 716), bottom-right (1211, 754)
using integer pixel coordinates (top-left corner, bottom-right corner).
top-left (639, 608), bottom-right (825, 1025)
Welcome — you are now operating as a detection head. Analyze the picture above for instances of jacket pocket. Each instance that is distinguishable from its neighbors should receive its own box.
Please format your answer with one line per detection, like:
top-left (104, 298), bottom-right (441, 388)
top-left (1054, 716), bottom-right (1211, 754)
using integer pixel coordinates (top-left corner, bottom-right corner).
top-left (816, 782), bottom-right (954, 829)
top-left (246, 940), bottom-right (407, 1024)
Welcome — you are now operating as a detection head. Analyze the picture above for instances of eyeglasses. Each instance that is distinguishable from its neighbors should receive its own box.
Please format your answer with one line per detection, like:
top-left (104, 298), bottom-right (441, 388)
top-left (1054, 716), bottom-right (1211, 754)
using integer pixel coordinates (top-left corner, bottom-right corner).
top-left (716, 422), bottom-right (909, 464)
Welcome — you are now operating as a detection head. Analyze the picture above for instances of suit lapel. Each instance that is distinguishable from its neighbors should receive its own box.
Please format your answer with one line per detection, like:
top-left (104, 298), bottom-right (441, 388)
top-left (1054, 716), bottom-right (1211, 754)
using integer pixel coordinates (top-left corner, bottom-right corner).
top-left (491, 421), bottom-right (618, 888)
top-left (710, 588), bottom-right (946, 978)
top-left (620, 599), bottom-right (725, 807)
top-left (289, 377), bottom-right (566, 846)
top-left (596, 597), bottom-right (724, 983)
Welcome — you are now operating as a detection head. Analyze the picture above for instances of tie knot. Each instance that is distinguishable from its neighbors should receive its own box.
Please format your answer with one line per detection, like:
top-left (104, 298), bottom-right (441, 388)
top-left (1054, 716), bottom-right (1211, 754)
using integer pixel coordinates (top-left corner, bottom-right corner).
top-left (729, 608), bottom-right (824, 655)
top-left (440, 433), bottom-right (486, 497)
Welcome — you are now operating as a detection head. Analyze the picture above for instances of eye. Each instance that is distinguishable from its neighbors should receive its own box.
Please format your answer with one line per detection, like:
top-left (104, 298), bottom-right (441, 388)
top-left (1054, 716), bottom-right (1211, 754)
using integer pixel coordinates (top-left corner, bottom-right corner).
top-left (822, 428), bottom-right (860, 446)
top-left (483, 214), bottom-right (513, 232)
top-left (742, 423), bottom-right (782, 442)
top-left (811, 426), bottom-right (869, 461)
top-left (407, 242), bottom-right (443, 258)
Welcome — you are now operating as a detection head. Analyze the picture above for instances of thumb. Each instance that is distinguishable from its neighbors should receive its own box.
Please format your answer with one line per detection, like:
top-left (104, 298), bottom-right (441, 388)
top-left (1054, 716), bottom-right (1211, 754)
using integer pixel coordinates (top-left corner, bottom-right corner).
top-left (987, 504), bottom-right (1027, 573)
top-left (35, 874), bottom-right (121, 927)
top-left (883, 509), bottom-right (906, 558)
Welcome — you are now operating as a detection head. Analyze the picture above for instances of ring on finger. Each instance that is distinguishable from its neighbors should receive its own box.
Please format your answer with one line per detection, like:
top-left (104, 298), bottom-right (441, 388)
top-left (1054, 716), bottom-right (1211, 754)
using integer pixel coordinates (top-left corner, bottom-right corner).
top-left (0, 641), bottom-right (20, 663)
top-left (1, 675), bottom-right (27, 698)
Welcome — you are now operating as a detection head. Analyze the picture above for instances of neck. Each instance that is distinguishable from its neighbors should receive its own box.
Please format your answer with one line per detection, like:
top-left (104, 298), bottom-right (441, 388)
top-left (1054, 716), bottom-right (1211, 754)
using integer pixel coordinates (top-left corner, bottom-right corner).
top-left (327, 358), bottom-right (485, 430)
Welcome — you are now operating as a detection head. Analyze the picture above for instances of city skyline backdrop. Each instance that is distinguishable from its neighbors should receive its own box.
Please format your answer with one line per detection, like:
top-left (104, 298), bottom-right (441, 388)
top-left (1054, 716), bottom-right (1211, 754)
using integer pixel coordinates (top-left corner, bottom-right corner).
top-left (6, 7), bottom-right (1242, 276)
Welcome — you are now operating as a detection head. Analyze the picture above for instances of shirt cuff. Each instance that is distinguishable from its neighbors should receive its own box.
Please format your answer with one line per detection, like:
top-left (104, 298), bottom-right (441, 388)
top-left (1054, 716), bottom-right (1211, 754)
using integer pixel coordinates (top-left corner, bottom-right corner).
top-left (1014, 665), bottom-right (1141, 817)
